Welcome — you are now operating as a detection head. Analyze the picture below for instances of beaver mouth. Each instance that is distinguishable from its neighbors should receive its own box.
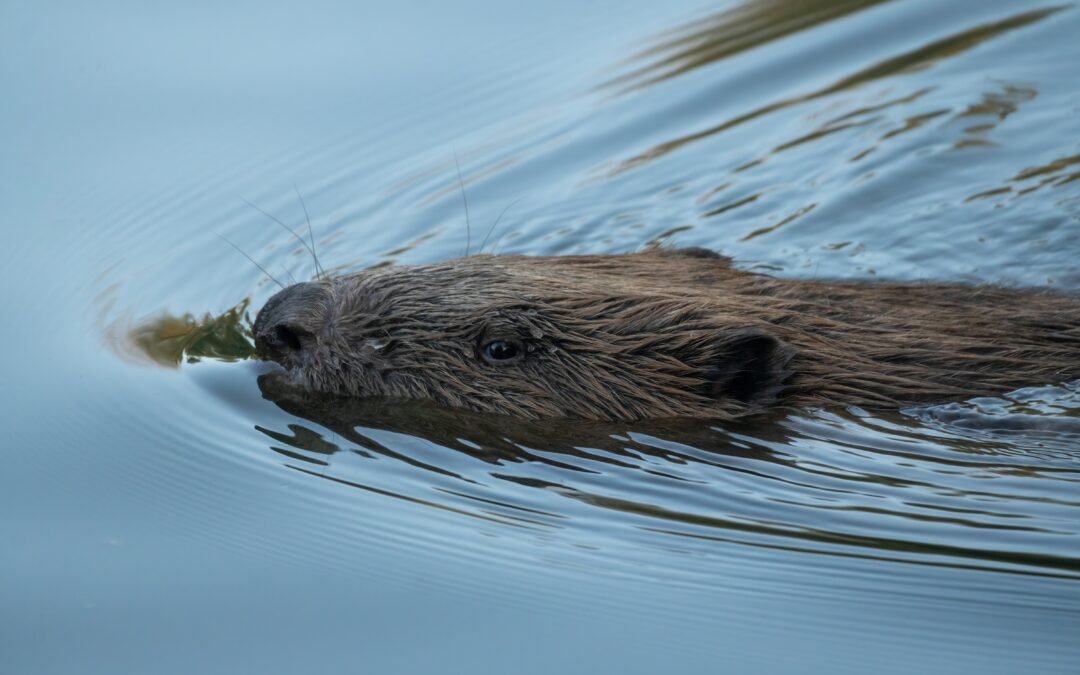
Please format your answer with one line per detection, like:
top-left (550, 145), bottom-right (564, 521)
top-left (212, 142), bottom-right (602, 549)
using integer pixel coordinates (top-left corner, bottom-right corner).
top-left (254, 349), bottom-right (319, 396)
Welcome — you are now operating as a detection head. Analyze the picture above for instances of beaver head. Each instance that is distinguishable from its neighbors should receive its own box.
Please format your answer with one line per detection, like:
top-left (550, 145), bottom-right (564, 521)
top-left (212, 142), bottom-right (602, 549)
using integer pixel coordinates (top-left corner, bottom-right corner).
top-left (253, 249), bottom-right (797, 420)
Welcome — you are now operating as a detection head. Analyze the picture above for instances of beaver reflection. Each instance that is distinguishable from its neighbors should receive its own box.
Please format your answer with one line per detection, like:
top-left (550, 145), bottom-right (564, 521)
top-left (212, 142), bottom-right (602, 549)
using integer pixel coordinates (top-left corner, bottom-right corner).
top-left (256, 370), bottom-right (790, 471)
top-left (254, 248), bottom-right (1079, 421)
top-left (256, 366), bottom-right (1080, 578)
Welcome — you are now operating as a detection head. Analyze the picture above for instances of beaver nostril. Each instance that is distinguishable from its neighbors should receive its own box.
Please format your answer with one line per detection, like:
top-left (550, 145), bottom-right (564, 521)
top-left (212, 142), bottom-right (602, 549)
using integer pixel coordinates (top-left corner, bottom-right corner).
top-left (255, 320), bottom-right (315, 362)
top-left (272, 324), bottom-right (304, 352)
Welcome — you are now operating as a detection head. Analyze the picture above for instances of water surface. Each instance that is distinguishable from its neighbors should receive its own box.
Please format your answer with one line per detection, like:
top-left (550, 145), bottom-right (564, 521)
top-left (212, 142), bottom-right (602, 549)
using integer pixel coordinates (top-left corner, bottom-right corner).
top-left (3, 1), bottom-right (1079, 673)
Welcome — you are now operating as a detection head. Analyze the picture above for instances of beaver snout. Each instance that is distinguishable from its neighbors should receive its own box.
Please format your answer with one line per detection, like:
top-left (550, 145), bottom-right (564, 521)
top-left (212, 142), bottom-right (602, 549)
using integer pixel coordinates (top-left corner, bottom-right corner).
top-left (253, 281), bottom-right (330, 367)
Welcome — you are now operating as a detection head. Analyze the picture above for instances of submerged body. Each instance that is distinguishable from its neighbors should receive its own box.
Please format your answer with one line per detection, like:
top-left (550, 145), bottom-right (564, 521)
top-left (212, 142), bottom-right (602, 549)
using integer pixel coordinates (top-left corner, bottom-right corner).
top-left (253, 248), bottom-right (1080, 421)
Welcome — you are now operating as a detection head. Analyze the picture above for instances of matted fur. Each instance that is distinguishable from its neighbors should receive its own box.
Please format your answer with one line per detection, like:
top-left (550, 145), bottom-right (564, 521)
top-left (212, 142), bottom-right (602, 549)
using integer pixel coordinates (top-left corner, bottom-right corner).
top-left (253, 249), bottom-right (1080, 421)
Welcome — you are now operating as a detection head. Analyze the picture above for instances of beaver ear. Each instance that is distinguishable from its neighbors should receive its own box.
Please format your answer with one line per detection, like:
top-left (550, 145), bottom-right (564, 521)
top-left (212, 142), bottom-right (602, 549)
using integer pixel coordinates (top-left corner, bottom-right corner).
top-left (704, 328), bottom-right (796, 404)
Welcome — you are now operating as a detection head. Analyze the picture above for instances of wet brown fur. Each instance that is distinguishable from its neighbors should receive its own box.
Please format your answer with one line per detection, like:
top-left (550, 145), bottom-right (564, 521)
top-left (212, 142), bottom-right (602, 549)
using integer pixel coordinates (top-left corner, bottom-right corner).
top-left (253, 248), bottom-right (1080, 421)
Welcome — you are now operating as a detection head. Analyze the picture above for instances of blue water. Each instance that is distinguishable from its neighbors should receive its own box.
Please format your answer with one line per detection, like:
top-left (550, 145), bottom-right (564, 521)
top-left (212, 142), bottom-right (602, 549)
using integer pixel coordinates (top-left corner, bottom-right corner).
top-left (3, 1), bottom-right (1079, 673)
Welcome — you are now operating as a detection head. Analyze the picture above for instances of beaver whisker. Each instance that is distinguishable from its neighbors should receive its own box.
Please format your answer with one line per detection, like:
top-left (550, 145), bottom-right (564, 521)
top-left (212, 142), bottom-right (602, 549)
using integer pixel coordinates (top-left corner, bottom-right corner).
top-left (480, 198), bottom-right (524, 255)
top-left (216, 233), bottom-right (285, 290)
top-left (281, 264), bottom-right (297, 286)
top-left (293, 184), bottom-right (324, 280)
top-left (242, 197), bottom-right (323, 281)
top-left (453, 151), bottom-right (472, 257)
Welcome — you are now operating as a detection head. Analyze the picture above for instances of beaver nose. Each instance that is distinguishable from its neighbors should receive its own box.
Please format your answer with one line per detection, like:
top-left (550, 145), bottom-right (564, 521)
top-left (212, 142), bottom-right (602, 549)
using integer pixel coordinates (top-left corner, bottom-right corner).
top-left (260, 322), bottom-right (309, 355)
top-left (253, 282), bottom-right (326, 363)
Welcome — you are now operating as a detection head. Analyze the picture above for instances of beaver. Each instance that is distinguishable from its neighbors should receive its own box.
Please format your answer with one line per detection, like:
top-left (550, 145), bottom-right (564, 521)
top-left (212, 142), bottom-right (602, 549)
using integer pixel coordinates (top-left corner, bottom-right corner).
top-left (252, 248), bottom-right (1080, 421)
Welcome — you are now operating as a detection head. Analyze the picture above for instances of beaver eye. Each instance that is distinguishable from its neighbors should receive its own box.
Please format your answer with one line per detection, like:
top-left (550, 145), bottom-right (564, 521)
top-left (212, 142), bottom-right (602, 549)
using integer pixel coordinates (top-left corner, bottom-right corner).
top-left (481, 338), bottom-right (523, 364)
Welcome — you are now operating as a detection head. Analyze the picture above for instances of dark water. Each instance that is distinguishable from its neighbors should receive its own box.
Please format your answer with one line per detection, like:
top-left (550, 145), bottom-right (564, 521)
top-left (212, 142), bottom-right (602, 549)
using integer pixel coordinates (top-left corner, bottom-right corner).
top-left (4, 1), bottom-right (1079, 673)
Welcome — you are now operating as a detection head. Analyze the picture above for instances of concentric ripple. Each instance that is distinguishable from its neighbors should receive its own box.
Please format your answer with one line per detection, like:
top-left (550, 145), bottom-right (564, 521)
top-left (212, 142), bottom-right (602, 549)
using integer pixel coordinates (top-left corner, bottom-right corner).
top-left (6, 0), bottom-right (1080, 673)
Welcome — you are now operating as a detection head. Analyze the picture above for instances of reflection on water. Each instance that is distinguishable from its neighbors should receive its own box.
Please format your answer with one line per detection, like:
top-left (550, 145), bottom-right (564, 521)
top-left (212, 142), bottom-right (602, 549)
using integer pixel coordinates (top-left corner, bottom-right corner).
top-left (606, 5), bottom-right (1064, 176)
top-left (607, 0), bottom-right (892, 92)
top-left (254, 374), bottom-right (1080, 580)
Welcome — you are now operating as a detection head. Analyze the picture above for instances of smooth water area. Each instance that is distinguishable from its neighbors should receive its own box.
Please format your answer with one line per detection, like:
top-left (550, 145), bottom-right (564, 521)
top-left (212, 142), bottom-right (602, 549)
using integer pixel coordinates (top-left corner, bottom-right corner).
top-left (3, 1), bottom-right (1079, 673)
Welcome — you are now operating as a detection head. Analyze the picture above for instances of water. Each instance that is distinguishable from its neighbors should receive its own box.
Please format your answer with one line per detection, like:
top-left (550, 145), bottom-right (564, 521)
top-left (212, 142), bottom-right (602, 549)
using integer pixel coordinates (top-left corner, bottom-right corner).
top-left (3, 1), bottom-right (1079, 673)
